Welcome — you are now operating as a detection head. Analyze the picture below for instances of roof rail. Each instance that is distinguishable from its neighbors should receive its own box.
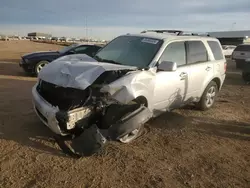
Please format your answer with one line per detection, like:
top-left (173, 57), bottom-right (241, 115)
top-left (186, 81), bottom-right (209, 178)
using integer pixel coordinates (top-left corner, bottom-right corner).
top-left (141, 30), bottom-right (210, 36)
top-left (141, 30), bottom-right (183, 35)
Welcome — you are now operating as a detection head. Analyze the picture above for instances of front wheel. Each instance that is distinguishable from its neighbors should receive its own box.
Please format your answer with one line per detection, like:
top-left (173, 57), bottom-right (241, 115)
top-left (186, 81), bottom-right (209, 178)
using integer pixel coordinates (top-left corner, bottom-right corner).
top-left (35, 60), bottom-right (49, 75)
top-left (196, 81), bottom-right (218, 111)
top-left (119, 125), bottom-right (144, 143)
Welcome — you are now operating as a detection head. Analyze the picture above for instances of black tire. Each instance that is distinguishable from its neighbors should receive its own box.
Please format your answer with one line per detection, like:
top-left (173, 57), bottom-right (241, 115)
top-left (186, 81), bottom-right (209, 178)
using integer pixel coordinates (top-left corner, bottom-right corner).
top-left (35, 60), bottom-right (49, 75)
top-left (242, 72), bottom-right (250, 82)
top-left (236, 61), bottom-right (240, 69)
top-left (196, 81), bottom-right (218, 111)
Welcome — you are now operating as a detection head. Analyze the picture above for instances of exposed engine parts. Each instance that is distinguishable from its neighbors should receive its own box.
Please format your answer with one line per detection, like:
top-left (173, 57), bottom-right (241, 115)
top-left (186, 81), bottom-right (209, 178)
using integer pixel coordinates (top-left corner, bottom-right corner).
top-left (35, 70), bottom-right (152, 157)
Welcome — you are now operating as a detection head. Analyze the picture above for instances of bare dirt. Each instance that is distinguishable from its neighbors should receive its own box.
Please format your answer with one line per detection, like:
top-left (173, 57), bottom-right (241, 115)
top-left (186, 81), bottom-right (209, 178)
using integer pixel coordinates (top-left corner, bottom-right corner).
top-left (0, 41), bottom-right (249, 188)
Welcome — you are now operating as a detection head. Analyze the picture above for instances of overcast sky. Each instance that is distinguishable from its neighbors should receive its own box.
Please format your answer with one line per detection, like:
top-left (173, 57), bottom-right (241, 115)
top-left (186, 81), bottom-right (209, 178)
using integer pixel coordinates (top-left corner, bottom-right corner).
top-left (1, 0), bottom-right (250, 39)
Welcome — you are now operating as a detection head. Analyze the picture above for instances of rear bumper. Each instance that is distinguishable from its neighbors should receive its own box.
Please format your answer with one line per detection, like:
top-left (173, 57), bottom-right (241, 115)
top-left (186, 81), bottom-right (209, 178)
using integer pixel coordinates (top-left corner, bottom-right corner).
top-left (232, 58), bottom-right (246, 62)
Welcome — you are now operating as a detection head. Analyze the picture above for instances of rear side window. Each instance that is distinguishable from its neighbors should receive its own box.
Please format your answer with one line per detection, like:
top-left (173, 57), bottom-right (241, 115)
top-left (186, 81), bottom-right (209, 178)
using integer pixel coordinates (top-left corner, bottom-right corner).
top-left (208, 41), bottom-right (224, 60)
top-left (186, 41), bottom-right (208, 64)
top-left (234, 45), bottom-right (250, 52)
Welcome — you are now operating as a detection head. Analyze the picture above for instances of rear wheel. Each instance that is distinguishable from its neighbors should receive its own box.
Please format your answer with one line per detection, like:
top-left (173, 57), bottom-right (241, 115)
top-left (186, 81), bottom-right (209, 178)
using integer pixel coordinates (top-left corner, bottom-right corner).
top-left (242, 72), bottom-right (250, 83)
top-left (236, 61), bottom-right (243, 69)
top-left (35, 60), bottom-right (49, 75)
top-left (196, 81), bottom-right (218, 111)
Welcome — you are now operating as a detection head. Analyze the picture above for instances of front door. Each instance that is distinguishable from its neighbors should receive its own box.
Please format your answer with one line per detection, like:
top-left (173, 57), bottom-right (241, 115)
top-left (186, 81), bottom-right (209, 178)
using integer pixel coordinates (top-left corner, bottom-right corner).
top-left (153, 41), bottom-right (189, 110)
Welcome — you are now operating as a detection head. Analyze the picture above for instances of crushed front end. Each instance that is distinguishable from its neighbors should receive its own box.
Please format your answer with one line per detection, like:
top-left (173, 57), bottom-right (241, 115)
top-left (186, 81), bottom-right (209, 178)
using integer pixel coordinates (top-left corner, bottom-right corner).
top-left (32, 57), bottom-right (153, 157)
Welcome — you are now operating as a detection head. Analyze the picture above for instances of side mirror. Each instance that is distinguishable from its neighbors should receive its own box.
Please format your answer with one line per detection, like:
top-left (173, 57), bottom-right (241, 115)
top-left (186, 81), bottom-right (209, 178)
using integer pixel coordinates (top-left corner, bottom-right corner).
top-left (157, 61), bottom-right (177, 72)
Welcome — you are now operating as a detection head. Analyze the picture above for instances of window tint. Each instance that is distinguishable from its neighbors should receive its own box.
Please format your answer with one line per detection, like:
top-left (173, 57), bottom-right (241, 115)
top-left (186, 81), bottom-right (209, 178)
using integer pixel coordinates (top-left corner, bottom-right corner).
top-left (160, 42), bottom-right (186, 66)
top-left (207, 41), bottom-right (224, 60)
top-left (234, 45), bottom-right (250, 52)
top-left (187, 41), bottom-right (208, 64)
top-left (83, 46), bottom-right (102, 57)
top-left (73, 46), bottom-right (88, 54)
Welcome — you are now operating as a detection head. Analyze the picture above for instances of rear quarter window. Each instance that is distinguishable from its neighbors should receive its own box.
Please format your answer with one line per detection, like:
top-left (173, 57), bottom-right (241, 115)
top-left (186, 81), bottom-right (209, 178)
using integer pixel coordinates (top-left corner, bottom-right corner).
top-left (234, 45), bottom-right (250, 52)
top-left (186, 41), bottom-right (208, 64)
top-left (207, 41), bottom-right (224, 60)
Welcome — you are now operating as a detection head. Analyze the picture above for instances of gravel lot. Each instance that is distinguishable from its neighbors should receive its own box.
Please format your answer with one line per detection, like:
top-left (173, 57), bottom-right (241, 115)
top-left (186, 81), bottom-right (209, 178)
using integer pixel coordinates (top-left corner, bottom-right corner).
top-left (0, 41), bottom-right (249, 188)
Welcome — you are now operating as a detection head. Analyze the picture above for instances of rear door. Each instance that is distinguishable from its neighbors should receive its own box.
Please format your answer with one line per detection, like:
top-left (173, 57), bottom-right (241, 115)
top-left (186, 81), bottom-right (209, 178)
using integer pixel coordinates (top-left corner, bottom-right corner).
top-left (184, 40), bottom-right (214, 100)
top-left (232, 45), bottom-right (250, 60)
top-left (207, 40), bottom-right (226, 80)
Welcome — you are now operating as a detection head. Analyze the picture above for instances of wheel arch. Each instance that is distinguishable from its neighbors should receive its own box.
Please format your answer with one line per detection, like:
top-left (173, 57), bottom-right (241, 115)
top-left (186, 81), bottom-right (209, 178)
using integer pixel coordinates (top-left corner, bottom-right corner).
top-left (199, 77), bottom-right (222, 98)
top-left (133, 96), bottom-right (148, 107)
top-left (211, 77), bottom-right (221, 90)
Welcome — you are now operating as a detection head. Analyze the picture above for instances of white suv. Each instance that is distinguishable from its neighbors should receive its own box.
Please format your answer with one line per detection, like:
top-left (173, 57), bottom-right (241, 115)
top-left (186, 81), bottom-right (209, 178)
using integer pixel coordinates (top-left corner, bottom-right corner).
top-left (32, 30), bottom-right (226, 144)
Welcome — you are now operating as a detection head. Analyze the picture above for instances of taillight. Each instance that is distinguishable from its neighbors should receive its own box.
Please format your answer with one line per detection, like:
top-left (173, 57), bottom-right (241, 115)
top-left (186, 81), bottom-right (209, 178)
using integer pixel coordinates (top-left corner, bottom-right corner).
top-left (224, 62), bottom-right (227, 72)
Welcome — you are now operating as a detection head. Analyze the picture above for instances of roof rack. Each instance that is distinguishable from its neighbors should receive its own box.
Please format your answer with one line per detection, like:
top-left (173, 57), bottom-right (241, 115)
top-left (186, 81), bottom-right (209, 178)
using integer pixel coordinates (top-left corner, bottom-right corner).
top-left (141, 30), bottom-right (210, 36)
top-left (141, 30), bottom-right (183, 35)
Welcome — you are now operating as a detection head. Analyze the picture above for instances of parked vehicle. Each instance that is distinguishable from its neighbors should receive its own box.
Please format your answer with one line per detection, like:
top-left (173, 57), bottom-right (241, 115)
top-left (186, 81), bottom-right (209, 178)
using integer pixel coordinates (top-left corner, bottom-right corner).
top-left (232, 44), bottom-right (250, 69)
top-left (19, 44), bottom-right (102, 75)
top-left (32, 30), bottom-right (226, 156)
top-left (222, 45), bottom-right (236, 57)
top-left (242, 59), bottom-right (250, 83)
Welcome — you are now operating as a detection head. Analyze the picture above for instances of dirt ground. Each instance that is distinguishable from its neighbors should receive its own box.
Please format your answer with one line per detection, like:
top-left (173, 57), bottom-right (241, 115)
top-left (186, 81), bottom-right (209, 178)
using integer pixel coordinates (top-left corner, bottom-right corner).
top-left (0, 41), bottom-right (249, 188)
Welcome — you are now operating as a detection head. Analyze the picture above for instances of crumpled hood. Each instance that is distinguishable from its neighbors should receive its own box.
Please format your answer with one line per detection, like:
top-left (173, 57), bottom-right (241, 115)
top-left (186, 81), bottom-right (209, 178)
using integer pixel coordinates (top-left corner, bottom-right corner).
top-left (38, 54), bottom-right (137, 90)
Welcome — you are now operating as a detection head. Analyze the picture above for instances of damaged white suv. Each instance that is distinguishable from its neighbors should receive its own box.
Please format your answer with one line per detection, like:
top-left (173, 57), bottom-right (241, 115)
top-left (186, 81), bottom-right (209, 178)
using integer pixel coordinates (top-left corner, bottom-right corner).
top-left (32, 30), bottom-right (226, 145)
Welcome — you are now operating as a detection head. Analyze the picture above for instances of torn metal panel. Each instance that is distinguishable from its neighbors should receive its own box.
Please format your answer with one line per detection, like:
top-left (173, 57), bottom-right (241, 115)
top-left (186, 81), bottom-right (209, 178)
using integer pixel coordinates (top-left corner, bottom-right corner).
top-left (54, 125), bottom-right (107, 158)
top-left (38, 54), bottom-right (137, 90)
top-left (101, 70), bottom-right (156, 109)
top-left (32, 84), bottom-right (62, 135)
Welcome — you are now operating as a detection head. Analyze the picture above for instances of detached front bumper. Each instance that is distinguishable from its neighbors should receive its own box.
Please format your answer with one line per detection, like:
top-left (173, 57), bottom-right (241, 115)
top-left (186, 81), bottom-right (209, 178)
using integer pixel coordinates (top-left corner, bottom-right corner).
top-left (32, 84), bottom-right (93, 135)
top-left (32, 84), bottom-right (63, 135)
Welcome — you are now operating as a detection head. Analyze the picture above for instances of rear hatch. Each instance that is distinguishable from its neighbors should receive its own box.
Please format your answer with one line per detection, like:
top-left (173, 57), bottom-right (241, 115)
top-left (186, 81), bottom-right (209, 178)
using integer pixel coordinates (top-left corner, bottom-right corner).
top-left (232, 45), bottom-right (250, 60)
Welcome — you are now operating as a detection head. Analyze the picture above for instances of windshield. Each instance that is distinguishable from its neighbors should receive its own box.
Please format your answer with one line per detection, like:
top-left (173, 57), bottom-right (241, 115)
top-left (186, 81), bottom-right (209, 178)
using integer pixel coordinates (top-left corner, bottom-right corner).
top-left (94, 35), bottom-right (163, 68)
top-left (58, 44), bottom-right (79, 54)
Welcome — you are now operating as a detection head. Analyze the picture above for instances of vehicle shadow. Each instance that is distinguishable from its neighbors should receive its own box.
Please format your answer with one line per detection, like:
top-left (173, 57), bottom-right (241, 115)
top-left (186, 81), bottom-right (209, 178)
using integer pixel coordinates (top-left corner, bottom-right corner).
top-left (0, 77), bottom-right (67, 158)
top-left (147, 111), bottom-right (250, 141)
top-left (190, 117), bottom-right (250, 141)
top-left (0, 61), bottom-right (34, 78)
top-left (0, 118), bottom-right (70, 158)
top-left (224, 72), bottom-right (246, 86)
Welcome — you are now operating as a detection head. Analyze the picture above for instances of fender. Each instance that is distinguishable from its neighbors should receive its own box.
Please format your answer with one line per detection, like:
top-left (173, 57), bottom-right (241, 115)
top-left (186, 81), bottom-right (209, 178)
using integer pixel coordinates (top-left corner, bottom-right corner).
top-left (199, 76), bottom-right (222, 97)
top-left (101, 70), bottom-right (156, 110)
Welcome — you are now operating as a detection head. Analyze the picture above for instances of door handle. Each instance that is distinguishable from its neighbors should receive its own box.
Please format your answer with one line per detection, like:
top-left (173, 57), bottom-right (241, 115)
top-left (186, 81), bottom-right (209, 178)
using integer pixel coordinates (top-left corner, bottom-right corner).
top-left (205, 66), bottom-right (212, 71)
top-left (179, 72), bottom-right (187, 80)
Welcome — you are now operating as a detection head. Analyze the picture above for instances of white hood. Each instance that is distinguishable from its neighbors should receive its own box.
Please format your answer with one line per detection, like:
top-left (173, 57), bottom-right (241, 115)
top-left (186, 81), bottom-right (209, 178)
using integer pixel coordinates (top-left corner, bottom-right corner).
top-left (38, 54), bottom-right (137, 90)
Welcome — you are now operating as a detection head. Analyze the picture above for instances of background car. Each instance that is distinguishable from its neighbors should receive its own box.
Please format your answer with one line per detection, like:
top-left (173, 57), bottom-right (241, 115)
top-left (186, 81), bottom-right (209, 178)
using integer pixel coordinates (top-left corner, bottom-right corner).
top-left (242, 58), bottom-right (250, 83)
top-left (232, 44), bottom-right (250, 69)
top-left (19, 44), bottom-right (102, 75)
top-left (222, 45), bottom-right (236, 57)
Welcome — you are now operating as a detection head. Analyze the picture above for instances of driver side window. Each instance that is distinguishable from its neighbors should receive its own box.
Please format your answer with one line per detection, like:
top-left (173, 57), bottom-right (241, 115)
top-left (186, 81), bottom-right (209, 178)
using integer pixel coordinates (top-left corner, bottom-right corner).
top-left (159, 42), bottom-right (186, 67)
